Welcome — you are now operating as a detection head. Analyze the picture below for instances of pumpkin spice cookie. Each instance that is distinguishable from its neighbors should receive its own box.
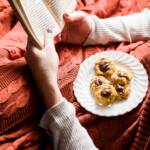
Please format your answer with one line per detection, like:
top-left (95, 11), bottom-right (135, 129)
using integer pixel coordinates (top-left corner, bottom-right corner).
top-left (111, 70), bottom-right (133, 85)
top-left (95, 57), bottom-right (116, 76)
top-left (90, 75), bottom-right (110, 92)
top-left (90, 57), bottom-right (133, 106)
top-left (94, 84), bottom-right (117, 106)
top-left (114, 84), bottom-right (131, 100)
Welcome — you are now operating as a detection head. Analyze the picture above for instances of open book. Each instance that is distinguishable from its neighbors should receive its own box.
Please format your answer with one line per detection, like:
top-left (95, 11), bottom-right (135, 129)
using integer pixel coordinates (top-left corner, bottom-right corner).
top-left (8, 0), bottom-right (77, 48)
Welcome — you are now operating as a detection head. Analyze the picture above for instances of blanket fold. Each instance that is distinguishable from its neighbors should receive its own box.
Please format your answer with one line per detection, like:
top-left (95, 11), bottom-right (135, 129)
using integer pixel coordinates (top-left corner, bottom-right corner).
top-left (0, 0), bottom-right (150, 149)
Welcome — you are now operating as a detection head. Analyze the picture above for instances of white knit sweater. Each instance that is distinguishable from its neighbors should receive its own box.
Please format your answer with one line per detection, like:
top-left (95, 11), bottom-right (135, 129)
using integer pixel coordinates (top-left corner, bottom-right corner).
top-left (84, 9), bottom-right (150, 45)
top-left (39, 9), bottom-right (150, 150)
top-left (40, 100), bottom-right (98, 150)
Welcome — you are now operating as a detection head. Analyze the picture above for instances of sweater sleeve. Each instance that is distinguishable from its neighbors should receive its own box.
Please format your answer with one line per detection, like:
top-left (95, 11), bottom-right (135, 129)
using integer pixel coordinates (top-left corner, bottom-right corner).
top-left (84, 9), bottom-right (150, 45)
top-left (39, 99), bottom-right (98, 150)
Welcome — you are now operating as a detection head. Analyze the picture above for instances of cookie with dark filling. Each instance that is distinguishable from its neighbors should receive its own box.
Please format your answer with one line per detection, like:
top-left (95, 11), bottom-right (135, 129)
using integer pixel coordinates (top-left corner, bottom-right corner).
top-left (90, 57), bottom-right (133, 106)
top-left (95, 57), bottom-right (116, 76)
top-left (111, 70), bottom-right (133, 85)
top-left (115, 84), bottom-right (131, 100)
top-left (90, 76), bottom-right (110, 92)
top-left (94, 84), bottom-right (117, 106)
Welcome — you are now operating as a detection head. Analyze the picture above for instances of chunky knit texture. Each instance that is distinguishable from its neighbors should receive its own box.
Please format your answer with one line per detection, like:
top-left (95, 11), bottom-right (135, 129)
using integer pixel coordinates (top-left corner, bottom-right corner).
top-left (0, 58), bottom-right (40, 134)
top-left (0, 0), bottom-right (150, 149)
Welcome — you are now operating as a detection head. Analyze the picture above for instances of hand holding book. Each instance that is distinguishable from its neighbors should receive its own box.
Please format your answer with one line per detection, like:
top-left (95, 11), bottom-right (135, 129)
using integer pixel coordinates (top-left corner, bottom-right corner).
top-left (61, 11), bottom-right (91, 45)
top-left (8, 0), bottom-right (77, 48)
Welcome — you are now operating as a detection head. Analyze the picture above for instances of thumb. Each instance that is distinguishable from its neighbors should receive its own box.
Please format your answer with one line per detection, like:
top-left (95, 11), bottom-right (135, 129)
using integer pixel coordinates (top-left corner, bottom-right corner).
top-left (63, 11), bottom-right (87, 23)
top-left (44, 29), bottom-right (55, 49)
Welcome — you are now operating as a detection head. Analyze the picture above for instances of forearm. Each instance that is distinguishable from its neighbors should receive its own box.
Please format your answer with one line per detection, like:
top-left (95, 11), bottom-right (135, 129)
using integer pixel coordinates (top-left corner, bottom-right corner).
top-left (25, 31), bottom-right (96, 149)
top-left (39, 100), bottom-right (98, 150)
top-left (39, 81), bottom-right (63, 109)
top-left (84, 9), bottom-right (150, 45)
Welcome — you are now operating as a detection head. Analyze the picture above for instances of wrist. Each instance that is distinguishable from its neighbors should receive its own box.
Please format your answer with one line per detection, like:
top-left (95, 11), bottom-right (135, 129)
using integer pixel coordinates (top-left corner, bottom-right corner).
top-left (40, 80), bottom-right (64, 109)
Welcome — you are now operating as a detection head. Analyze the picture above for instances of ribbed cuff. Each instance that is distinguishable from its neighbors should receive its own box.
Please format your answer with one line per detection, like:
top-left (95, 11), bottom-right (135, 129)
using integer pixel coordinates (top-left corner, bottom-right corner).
top-left (83, 15), bottom-right (98, 46)
top-left (39, 99), bottom-right (75, 131)
top-left (39, 99), bottom-right (98, 150)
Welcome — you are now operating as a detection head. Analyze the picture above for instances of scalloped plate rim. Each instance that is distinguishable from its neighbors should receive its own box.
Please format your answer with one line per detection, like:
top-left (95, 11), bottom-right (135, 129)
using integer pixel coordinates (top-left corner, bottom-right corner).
top-left (73, 51), bottom-right (148, 117)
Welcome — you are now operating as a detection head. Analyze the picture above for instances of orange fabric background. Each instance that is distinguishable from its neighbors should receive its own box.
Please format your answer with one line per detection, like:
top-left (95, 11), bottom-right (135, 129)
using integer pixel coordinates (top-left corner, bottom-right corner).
top-left (0, 0), bottom-right (150, 149)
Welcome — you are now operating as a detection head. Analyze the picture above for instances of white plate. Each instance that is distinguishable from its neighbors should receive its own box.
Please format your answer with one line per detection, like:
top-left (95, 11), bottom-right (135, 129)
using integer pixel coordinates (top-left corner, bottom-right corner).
top-left (73, 51), bottom-right (148, 117)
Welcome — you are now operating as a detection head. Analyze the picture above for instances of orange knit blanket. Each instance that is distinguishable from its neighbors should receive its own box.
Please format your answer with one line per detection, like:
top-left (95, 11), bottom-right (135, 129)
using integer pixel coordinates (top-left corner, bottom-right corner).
top-left (0, 0), bottom-right (150, 149)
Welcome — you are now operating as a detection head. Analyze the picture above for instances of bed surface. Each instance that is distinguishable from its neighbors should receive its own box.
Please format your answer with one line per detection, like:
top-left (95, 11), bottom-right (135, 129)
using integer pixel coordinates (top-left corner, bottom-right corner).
top-left (0, 0), bottom-right (150, 149)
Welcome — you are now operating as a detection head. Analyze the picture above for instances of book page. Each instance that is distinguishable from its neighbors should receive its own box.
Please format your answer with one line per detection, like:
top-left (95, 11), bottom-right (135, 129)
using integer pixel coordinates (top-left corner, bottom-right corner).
top-left (43, 0), bottom-right (77, 30)
top-left (20, 0), bottom-right (60, 45)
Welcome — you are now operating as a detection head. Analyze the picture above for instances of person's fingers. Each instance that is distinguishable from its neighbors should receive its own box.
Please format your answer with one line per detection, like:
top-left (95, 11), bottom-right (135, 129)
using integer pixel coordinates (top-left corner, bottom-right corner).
top-left (63, 13), bottom-right (70, 22)
top-left (61, 24), bottom-right (68, 43)
top-left (44, 29), bottom-right (58, 55)
top-left (26, 37), bottom-right (34, 52)
top-left (25, 38), bottom-right (33, 62)
top-left (54, 33), bottom-right (61, 43)
top-left (63, 11), bottom-right (87, 23)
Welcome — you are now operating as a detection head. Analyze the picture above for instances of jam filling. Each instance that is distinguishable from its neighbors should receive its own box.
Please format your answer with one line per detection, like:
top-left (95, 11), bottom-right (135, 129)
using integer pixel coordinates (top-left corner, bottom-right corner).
top-left (101, 89), bottom-right (111, 97)
top-left (99, 61), bottom-right (110, 72)
top-left (94, 79), bottom-right (102, 86)
top-left (116, 84), bottom-right (125, 93)
top-left (117, 72), bottom-right (129, 80)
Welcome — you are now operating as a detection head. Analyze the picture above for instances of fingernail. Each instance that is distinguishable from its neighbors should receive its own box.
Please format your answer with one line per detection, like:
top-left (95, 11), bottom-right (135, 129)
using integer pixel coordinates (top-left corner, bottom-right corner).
top-left (64, 13), bottom-right (69, 18)
top-left (57, 33), bottom-right (61, 42)
top-left (47, 29), bottom-right (52, 33)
